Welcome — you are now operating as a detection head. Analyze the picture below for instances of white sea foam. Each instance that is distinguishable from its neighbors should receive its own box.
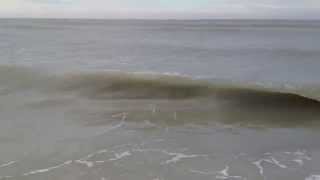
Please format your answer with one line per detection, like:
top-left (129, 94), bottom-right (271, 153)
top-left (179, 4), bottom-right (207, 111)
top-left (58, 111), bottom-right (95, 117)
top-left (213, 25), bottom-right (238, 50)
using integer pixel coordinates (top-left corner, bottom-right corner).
top-left (23, 160), bottom-right (72, 176)
top-left (109, 151), bottom-right (132, 161)
top-left (0, 161), bottom-right (16, 168)
top-left (306, 175), bottom-right (320, 180)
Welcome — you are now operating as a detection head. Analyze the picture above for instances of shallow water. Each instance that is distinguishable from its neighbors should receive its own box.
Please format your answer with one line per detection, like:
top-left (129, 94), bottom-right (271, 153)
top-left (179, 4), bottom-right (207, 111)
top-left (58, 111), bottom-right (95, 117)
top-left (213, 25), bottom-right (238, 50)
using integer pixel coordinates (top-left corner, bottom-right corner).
top-left (1, 19), bottom-right (320, 180)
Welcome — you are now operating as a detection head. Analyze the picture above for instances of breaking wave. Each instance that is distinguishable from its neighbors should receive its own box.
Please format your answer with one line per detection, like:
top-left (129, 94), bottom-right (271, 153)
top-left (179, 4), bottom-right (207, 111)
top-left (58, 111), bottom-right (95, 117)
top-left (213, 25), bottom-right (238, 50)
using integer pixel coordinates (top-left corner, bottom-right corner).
top-left (1, 65), bottom-right (320, 106)
top-left (2, 65), bottom-right (320, 128)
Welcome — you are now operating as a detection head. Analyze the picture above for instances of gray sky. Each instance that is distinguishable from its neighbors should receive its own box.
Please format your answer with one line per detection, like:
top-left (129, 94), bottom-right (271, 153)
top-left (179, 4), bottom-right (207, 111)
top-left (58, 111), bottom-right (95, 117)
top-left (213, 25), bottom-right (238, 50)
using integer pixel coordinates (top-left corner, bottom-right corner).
top-left (1, 0), bottom-right (320, 19)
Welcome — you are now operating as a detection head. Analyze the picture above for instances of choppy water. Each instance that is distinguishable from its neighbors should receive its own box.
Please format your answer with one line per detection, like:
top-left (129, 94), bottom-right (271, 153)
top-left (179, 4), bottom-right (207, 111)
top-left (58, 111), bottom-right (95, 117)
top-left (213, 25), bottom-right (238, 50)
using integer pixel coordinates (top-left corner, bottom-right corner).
top-left (1, 19), bottom-right (320, 180)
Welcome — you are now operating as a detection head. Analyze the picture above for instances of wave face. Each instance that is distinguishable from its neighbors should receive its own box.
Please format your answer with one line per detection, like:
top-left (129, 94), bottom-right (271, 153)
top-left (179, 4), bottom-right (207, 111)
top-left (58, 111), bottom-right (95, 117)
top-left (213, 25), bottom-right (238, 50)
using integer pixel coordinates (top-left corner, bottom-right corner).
top-left (1, 65), bottom-right (320, 103)
top-left (1, 65), bottom-right (320, 128)
top-left (54, 71), bottom-right (320, 107)
top-left (48, 68), bottom-right (320, 102)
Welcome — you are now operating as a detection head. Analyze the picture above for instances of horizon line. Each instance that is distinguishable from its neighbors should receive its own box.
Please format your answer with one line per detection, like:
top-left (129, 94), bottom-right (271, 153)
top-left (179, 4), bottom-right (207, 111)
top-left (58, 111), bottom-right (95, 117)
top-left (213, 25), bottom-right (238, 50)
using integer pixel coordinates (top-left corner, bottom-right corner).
top-left (1, 17), bottom-right (320, 21)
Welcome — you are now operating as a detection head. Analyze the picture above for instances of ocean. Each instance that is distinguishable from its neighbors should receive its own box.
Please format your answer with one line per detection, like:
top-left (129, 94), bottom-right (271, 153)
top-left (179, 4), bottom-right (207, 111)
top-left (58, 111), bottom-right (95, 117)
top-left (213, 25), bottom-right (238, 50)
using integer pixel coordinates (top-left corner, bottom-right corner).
top-left (1, 19), bottom-right (320, 180)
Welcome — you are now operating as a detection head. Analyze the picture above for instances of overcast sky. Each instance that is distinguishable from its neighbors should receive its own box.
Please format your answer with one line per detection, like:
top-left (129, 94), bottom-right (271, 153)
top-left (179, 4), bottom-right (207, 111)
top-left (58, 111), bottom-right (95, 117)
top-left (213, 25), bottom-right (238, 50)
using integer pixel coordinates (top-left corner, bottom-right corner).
top-left (1, 0), bottom-right (320, 19)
